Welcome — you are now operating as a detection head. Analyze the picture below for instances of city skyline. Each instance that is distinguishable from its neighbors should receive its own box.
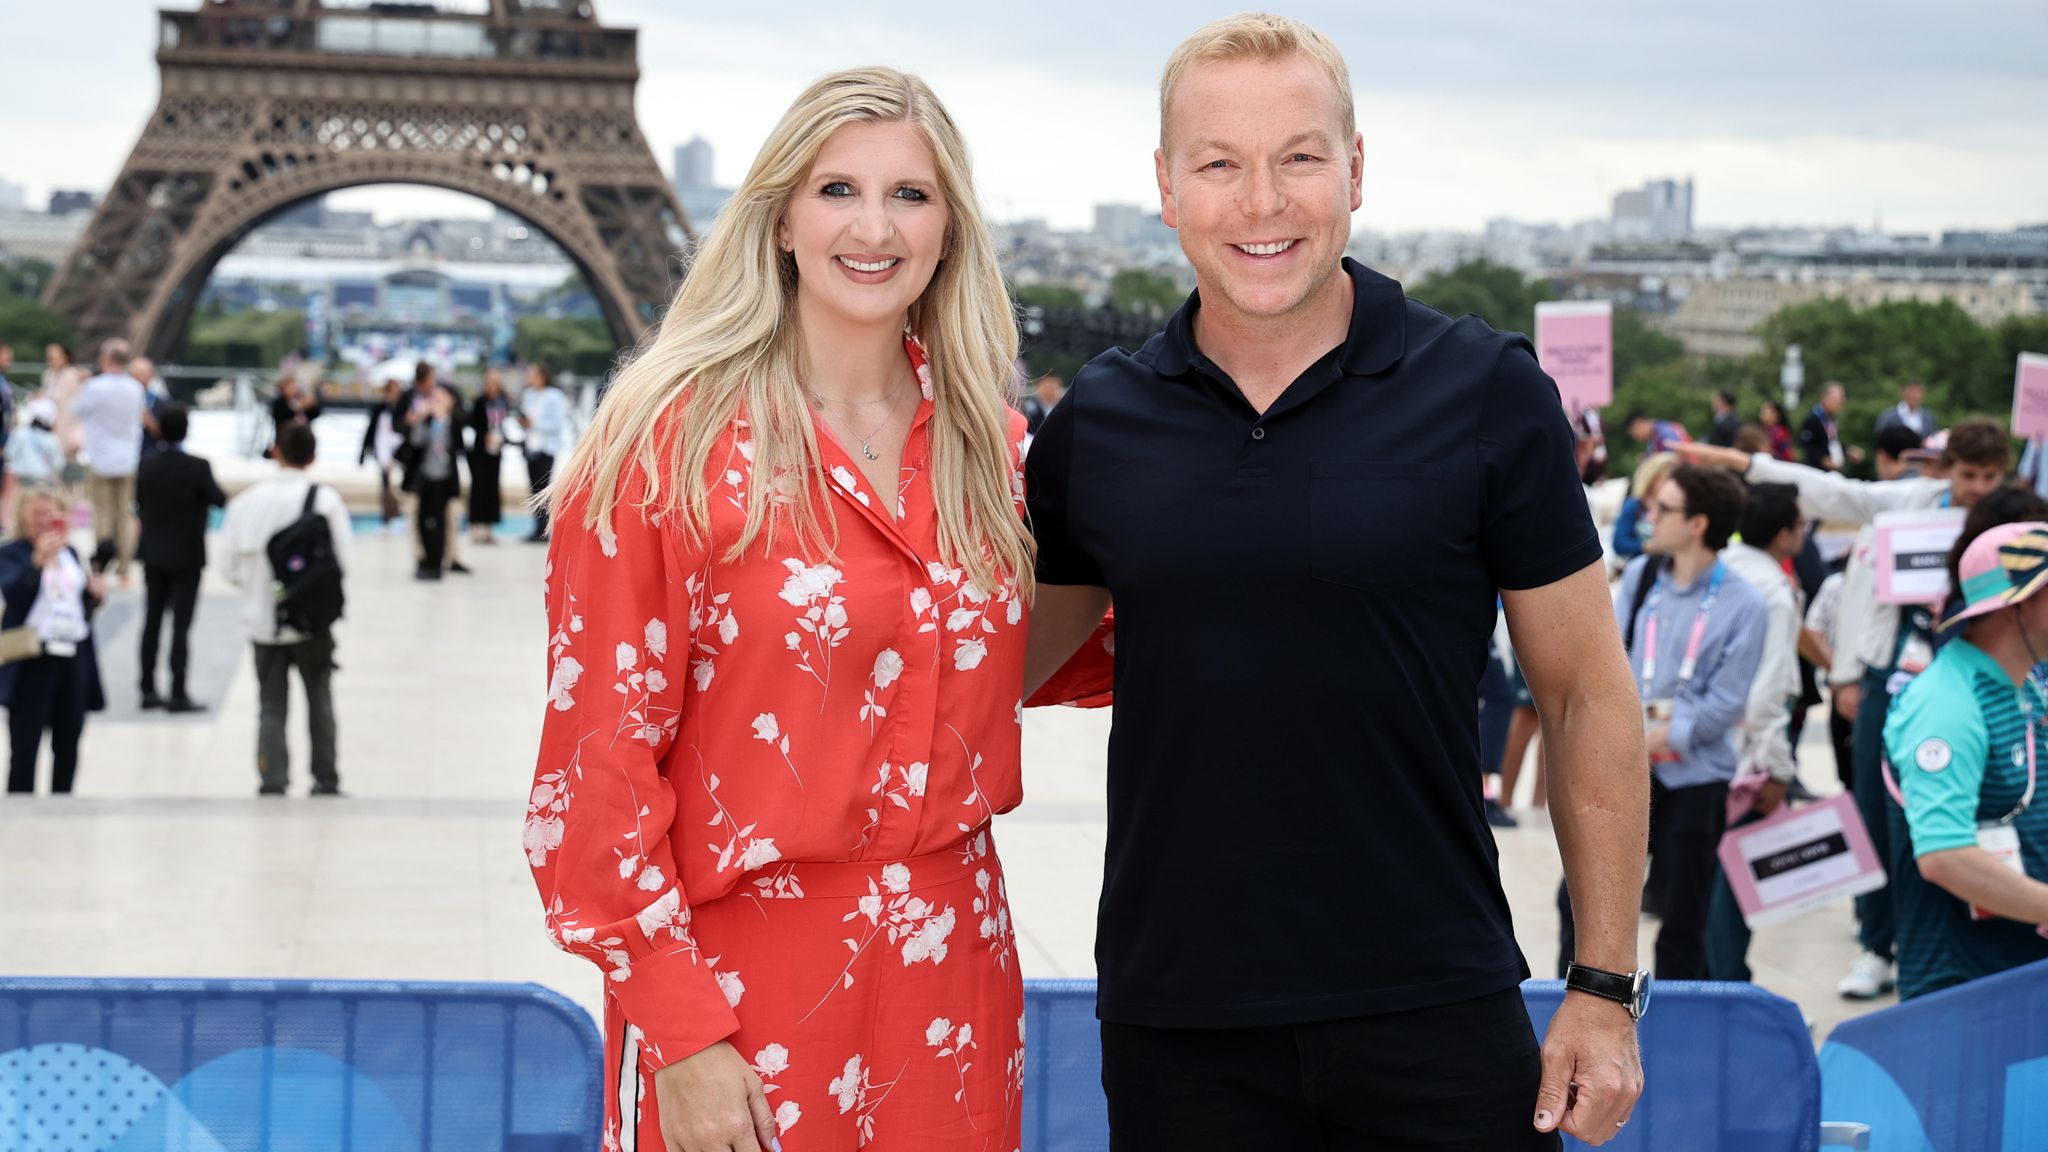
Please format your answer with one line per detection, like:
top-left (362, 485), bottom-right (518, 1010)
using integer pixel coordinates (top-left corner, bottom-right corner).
top-left (2, 1), bottom-right (2044, 236)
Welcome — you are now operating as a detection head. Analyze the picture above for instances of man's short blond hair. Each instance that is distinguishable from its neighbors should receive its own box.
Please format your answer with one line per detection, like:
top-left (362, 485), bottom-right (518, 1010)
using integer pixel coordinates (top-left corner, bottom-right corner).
top-left (1159, 13), bottom-right (1355, 150)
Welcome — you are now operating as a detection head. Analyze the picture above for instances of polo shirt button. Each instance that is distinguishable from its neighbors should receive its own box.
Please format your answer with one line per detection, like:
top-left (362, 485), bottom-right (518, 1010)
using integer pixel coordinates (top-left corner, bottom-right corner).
top-left (1251, 428), bottom-right (1266, 440)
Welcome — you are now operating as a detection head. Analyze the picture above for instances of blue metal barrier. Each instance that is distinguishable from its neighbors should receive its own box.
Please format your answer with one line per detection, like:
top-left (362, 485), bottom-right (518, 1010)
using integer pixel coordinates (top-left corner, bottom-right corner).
top-left (1819, 957), bottom-right (2048, 1152)
top-left (1018, 978), bottom-right (1820, 1152)
top-left (0, 977), bottom-right (601, 1152)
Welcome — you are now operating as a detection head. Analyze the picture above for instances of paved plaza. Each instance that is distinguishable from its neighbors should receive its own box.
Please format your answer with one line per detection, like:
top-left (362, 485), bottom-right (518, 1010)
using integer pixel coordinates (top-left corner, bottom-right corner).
top-left (0, 473), bottom-right (1892, 1043)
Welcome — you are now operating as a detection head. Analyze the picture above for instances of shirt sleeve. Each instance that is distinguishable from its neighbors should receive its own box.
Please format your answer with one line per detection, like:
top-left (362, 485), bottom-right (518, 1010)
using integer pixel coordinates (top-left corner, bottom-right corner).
top-left (1744, 453), bottom-right (1941, 524)
top-left (1887, 672), bottom-right (1989, 857)
top-left (1024, 386), bottom-right (1106, 587)
top-left (1476, 341), bottom-right (1603, 590)
top-left (528, 469), bottom-right (738, 1069)
top-left (1743, 581), bottom-right (1802, 780)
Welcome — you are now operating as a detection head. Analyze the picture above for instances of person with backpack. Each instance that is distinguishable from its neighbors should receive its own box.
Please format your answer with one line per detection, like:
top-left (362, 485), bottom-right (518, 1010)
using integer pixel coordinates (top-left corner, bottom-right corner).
top-left (220, 423), bottom-right (351, 796)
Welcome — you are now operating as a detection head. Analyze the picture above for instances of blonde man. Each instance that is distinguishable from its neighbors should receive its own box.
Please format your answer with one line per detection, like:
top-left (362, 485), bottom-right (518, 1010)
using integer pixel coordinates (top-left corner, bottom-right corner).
top-left (1025, 14), bottom-right (1646, 1148)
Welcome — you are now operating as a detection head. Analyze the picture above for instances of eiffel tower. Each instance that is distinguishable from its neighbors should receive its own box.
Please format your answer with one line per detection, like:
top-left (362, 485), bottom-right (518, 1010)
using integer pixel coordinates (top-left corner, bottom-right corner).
top-left (43, 0), bottom-right (692, 361)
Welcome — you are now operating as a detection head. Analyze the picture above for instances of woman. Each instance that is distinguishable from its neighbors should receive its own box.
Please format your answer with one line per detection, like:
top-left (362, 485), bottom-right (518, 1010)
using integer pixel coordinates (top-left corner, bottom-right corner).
top-left (1611, 451), bottom-right (1677, 564)
top-left (1759, 399), bottom-right (1795, 463)
top-left (516, 362), bottom-right (569, 542)
top-left (466, 367), bottom-right (512, 544)
top-left (530, 68), bottom-right (1050, 1152)
top-left (358, 379), bottom-right (407, 530)
top-left (37, 343), bottom-right (87, 471)
top-left (0, 487), bottom-right (107, 794)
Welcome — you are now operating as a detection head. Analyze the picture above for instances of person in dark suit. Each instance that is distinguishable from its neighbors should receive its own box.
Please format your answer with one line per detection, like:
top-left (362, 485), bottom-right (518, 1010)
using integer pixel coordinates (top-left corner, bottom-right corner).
top-left (135, 403), bottom-right (227, 712)
top-left (394, 363), bottom-right (468, 580)
top-left (0, 487), bottom-right (107, 794)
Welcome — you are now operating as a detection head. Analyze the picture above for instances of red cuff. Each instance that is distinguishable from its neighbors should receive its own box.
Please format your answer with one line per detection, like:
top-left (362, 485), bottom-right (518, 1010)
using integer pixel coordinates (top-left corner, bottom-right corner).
top-left (606, 942), bottom-right (742, 1069)
top-left (1027, 613), bottom-right (1114, 709)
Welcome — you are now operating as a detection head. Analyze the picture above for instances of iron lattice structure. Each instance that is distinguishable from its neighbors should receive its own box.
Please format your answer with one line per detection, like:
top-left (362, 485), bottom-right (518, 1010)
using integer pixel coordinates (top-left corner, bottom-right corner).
top-left (44, 0), bottom-right (692, 360)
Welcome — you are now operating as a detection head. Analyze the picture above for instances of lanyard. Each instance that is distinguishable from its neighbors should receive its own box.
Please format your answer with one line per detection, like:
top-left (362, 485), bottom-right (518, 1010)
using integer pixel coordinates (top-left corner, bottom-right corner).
top-left (1640, 561), bottom-right (1725, 696)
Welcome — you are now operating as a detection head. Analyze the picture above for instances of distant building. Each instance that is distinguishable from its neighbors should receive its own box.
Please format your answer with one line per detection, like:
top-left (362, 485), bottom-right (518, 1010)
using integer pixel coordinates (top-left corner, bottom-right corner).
top-left (1657, 277), bottom-right (2037, 359)
top-left (1092, 203), bottom-right (1175, 249)
top-left (0, 179), bottom-right (25, 213)
top-left (48, 190), bottom-right (98, 217)
top-left (670, 135), bottom-right (732, 230)
top-left (0, 210), bottom-right (88, 263)
top-left (1611, 178), bottom-right (1693, 244)
top-left (673, 137), bottom-right (715, 193)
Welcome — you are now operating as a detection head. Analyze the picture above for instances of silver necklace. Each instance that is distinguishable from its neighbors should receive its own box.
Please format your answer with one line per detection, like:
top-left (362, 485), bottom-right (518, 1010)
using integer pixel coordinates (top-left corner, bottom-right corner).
top-left (810, 382), bottom-right (912, 462)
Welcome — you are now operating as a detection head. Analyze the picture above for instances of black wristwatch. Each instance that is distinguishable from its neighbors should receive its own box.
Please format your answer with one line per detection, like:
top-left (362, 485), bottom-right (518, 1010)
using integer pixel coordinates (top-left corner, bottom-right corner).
top-left (1564, 963), bottom-right (1652, 1022)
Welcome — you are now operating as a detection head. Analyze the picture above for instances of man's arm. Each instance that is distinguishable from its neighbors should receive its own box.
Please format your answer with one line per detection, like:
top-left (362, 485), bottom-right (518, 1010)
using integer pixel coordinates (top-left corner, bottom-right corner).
top-left (1507, 562), bottom-right (1647, 978)
top-left (1743, 588), bottom-right (1801, 788)
top-left (1024, 585), bottom-right (1110, 698)
top-left (1677, 444), bottom-right (1935, 525)
top-left (1504, 560), bottom-right (1647, 1141)
top-left (1918, 849), bottom-right (2048, 925)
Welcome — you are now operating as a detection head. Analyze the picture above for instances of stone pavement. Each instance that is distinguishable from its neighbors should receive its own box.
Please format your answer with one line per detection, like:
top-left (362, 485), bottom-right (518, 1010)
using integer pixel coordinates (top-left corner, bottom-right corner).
top-left (0, 494), bottom-right (1892, 1041)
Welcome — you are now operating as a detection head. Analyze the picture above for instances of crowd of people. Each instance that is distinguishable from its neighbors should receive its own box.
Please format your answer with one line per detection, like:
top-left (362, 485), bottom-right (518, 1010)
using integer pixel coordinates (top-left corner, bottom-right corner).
top-left (0, 337), bottom-right (575, 799)
top-left (1481, 375), bottom-right (2048, 1008)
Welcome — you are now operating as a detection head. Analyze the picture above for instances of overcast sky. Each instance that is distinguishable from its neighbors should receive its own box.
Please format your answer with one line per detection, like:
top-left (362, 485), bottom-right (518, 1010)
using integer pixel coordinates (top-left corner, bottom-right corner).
top-left (5, 1), bottom-right (2045, 234)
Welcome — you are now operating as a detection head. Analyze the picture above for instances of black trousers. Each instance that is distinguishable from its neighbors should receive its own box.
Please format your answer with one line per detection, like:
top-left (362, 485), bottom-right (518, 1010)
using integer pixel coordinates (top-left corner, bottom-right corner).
top-left (139, 564), bottom-right (202, 698)
top-left (1558, 775), bottom-right (1728, 980)
top-left (7, 654), bottom-right (87, 794)
top-left (254, 634), bottom-right (337, 792)
top-left (415, 477), bottom-right (458, 572)
top-left (526, 451), bottom-right (555, 537)
top-left (1102, 989), bottom-right (1556, 1152)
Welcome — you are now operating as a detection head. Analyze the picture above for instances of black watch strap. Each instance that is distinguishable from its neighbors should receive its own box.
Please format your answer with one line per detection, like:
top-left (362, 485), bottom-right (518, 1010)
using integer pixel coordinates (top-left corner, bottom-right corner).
top-left (1565, 962), bottom-right (1646, 1020)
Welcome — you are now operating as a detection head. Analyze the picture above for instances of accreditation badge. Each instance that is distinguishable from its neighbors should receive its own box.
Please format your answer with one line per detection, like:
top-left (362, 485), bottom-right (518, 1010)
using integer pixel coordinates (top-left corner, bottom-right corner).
top-left (1968, 822), bottom-right (2028, 922)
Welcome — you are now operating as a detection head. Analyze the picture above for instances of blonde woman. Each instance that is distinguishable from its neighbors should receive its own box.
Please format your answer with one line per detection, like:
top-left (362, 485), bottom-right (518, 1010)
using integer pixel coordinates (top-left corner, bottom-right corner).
top-left (0, 486), bottom-right (107, 794)
top-left (529, 69), bottom-right (1072, 1152)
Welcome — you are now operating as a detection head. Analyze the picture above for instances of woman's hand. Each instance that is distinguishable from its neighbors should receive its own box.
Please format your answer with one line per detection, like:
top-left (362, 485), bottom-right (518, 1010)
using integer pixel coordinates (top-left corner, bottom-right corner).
top-left (653, 1040), bottom-right (779, 1152)
top-left (31, 529), bottom-right (65, 569)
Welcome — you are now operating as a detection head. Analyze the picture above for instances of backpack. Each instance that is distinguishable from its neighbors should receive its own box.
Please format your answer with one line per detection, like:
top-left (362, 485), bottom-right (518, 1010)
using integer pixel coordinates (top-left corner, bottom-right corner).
top-left (1622, 554), bottom-right (1666, 655)
top-left (266, 485), bottom-right (345, 637)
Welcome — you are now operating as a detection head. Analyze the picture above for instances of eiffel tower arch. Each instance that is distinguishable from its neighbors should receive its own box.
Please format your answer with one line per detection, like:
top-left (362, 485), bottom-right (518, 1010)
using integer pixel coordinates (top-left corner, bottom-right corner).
top-left (43, 0), bottom-right (692, 363)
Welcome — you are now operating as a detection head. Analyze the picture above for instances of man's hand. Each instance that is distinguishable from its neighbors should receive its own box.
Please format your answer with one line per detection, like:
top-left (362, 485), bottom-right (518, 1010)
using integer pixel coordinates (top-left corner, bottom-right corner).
top-left (1534, 993), bottom-right (1644, 1145)
top-left (1673, 442), bottom-right (1750, 473)
top-left (1755, 777), bottom-right (1791, 816)
top-left (1833, 681), bottom-right (1862, 721)
top-left (1848, 445), bottom-right (1868, 465)
top-left (1644, 723), bottom-right (1672, 756)
top-left (653, 1040), bottom-right (779, 1152)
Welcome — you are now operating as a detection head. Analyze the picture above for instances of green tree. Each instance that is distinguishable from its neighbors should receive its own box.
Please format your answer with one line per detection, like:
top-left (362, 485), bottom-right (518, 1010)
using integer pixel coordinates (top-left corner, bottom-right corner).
top-left (1107, 268), bottom-right (1183, 317)
top-left (515, 315), bottom-right (617, 377)
top-left (0, 258), bottom-right (74, 357)
top-left (1755, 298), bottom-right (2004, 433)
top-left (1013, 282), bottom-right (1085, 311)
top-left (1407, 259), bottom-right (1553, 336)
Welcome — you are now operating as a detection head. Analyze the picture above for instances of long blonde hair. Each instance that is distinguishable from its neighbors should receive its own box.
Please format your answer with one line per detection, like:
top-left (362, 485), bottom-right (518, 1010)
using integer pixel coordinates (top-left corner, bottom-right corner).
top-left (550, 67), bottom-right (1031, 594)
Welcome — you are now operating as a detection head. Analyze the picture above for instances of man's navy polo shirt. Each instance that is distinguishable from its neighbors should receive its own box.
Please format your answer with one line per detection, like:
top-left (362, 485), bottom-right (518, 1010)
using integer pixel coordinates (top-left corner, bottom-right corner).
top-left (1027, 258), bottom-right (1602, 1029)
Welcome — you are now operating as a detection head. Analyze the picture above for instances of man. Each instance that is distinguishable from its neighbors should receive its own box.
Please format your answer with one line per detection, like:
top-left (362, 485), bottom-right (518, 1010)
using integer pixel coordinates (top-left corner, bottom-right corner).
top-left (1626, 409), bottom-right (1690, 456)
top-left (1024, 15), bottom-right (1647, 1148)
top-left (1019, 372), bottom-right (1064, 437)
top-left (1884, 522), bottom-right (2048, 999)
top-left (395, 362), bottom-right (467, 577)
top-left (130, 355), bottom-right (166, 451)
top-left (1560, 466), bottom-right (1767, 977)
top-left (269, 374), bottom-right (323, 444)
top-left (1874, 380), bottom-right (1937, 441)
top-left (1705, 482), bottom-right (1809, 981)
top-left (1707, 390), bottom-right (1742, 448)
top-left (1872, 421), bottom-right (1926, 482)
top-left (134, 403), bottom-right (226, 713)
top-left (1798, 382), bottom-right (1865, 473)
top-left (221, 423), bottom-right (351, 796)
top-left (397, 366), bottom-right (466, 578)
top-left (68, 338), bottom-right (149, 583)
top-left (1679, 419), bottom-right (2011, 999)
top-left (516, 363), bottom-right (569, 543)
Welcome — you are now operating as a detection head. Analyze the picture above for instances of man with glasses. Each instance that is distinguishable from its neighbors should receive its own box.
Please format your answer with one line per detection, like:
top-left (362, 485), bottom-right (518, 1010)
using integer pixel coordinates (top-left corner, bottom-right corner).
top-left (1561, 464), bottom-right (1768, 980)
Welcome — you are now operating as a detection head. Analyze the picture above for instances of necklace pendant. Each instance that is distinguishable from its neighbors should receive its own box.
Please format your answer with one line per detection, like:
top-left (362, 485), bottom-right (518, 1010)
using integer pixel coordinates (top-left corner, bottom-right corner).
top-left (861, 443), bottom-right (881, 462)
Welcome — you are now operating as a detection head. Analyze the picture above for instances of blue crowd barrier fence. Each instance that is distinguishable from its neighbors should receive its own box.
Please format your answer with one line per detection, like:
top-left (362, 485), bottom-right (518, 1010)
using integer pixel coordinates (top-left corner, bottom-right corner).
top-left (0, 975), bottom-right (1834, 1151)
top-left (0, 977), bottom-right (601, 1152)
top-left (1820, 956), bottom-right (2048, 1152)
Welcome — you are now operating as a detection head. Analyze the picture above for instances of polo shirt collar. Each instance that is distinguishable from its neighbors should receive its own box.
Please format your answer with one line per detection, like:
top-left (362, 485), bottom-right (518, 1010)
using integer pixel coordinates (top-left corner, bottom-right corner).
top-left (1152, 257), bottom-right (1408, 379)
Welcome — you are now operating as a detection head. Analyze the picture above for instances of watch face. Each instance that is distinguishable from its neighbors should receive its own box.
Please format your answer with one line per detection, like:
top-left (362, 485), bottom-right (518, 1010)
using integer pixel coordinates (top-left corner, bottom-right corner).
top-left (1632, 970), bottom-right (1654, 1020)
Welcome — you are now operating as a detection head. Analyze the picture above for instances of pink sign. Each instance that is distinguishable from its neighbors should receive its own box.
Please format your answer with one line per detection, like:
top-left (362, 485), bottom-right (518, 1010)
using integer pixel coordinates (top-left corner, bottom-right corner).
top-left (2013, 353), bottom-right (2048, 439)
top-left (1535, 301), bottom-right (1614, 410)
top-left (1718, 792), bottom-right (1887, 930)
top-left (1873, 508), bottom-right (1966, 605)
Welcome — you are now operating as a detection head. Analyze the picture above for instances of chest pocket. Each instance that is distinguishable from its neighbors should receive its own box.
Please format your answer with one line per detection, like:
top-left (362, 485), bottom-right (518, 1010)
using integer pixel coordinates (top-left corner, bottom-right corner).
top-left (1308, 461), bottom-right (1444, 588)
